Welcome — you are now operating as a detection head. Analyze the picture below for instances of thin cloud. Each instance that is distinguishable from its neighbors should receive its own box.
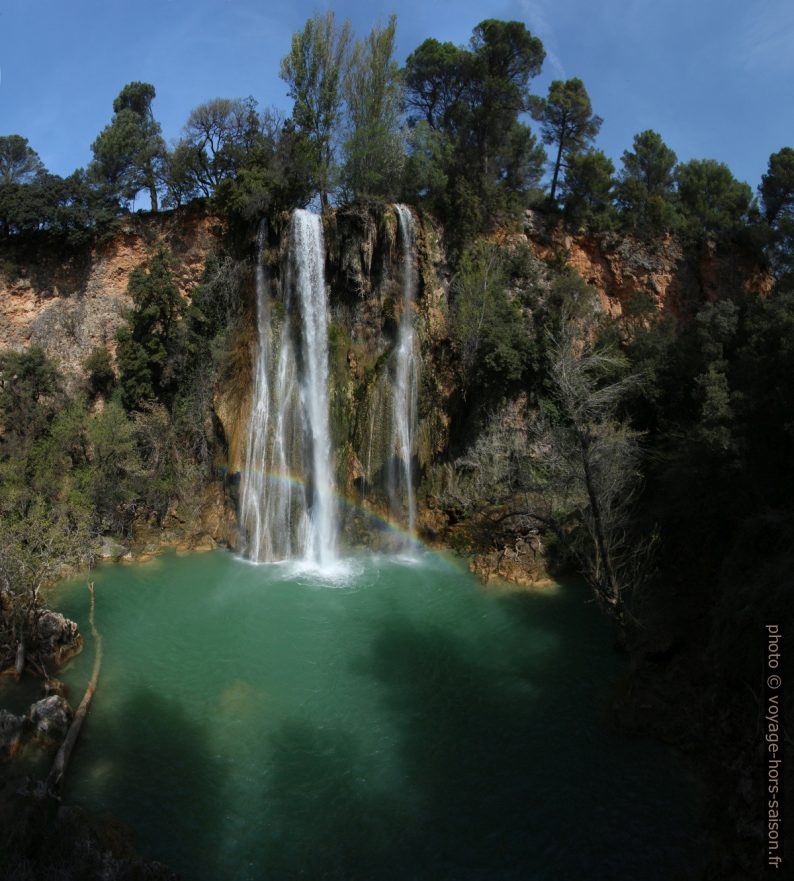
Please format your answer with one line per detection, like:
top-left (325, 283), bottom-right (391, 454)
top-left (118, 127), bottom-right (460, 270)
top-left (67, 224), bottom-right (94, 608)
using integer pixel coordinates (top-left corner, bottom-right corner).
top-left (519, 0), bottom-right (566, 77)
top-left (740, 1), bottom-right (794, 70)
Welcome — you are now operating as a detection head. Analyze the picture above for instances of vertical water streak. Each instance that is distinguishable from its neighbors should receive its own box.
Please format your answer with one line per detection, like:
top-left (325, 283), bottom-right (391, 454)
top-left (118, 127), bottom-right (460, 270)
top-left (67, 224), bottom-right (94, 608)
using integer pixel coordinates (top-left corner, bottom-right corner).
top-left (239, 220), bottom-right (273, 561)
top-left (240, 219), bottom-right (306, 562)
top-left (392, 204), bottom-right (419, 536)
top-left (289, 210), bottom-right (337, 566)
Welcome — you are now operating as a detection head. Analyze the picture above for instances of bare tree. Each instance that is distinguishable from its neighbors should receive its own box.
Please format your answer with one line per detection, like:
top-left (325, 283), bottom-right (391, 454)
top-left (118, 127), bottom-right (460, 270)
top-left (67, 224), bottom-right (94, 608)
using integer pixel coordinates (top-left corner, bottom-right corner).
top-left (0, 499), bottom-right (92, 675)
top-left (527, 318), bottom-right (651, 623)
top-left (443, 314), bottom-right (653, 627)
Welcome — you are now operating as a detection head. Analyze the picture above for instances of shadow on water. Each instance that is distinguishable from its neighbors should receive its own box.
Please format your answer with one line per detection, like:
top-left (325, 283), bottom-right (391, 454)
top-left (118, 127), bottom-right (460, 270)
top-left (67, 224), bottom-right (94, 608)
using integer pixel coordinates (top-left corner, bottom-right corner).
top-left (253, 720), bottom-right (409, 881)
top-left (68, 689), bottom-right (227, 880)
top-left (251, 584), bottom-right (698, 881)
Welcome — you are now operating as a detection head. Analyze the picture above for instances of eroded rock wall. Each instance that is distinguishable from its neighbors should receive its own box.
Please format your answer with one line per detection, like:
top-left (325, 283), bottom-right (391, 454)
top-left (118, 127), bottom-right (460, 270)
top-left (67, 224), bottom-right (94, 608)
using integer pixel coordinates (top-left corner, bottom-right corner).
top-left (0, 205), bottom-right (224, 382)
top-left (523, 209), bottom-right (773, 316)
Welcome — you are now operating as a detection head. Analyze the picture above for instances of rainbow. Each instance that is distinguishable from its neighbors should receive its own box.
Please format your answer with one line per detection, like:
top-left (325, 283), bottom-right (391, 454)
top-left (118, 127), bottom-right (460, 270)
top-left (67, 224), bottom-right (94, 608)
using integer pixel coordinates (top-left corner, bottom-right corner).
top-left (218, 465), bottom-right (466, 573)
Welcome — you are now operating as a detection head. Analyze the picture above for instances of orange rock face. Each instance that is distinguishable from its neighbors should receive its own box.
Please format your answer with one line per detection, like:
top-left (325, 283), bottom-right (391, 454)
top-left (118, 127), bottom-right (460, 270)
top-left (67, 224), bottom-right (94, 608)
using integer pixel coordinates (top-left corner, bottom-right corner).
top-left (0, 206), bottom-right (223, 381)
top-left (526, 215), bottom-right (773, 318)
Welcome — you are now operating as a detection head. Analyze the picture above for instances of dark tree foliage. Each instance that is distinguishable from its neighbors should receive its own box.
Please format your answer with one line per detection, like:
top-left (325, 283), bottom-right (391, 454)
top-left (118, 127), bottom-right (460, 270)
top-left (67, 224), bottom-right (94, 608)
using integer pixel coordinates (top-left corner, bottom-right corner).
top-left (760, 147), bottom-right (794, 288)
top-left (560, 149), bottom-right (616, 231)
top-left (84, 346), bottom-right (116, 400)
top-left (116, 250), bottom-right (185, 411)
top-left (403, 20), bottom-right (545, 244)
top-left (675, 159), bottom-right (753, 238)
top-left (0, 347), bottom-right (63, 450)
top-left (0, 153), bottom-right (117, 243)
top-left (615, 130), bottom-right (678, 235)
top-left (223, 122), bottom-right (315, 220)
top-left (450, 240), bottom-right (537, 400)
top-left (91, 82), bottom-right (166, 211)
top-left (530, 78), bottom-right (602, 202)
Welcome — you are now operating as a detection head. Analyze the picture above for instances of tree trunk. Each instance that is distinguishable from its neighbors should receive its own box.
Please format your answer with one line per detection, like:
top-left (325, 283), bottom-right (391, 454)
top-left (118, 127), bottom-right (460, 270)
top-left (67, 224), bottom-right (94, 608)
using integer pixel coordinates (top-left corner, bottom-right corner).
top-left (148, 179), bottom-right (158, 212)
top-left (14, 638), bottom-right (25, 678)
top-left (579, 433), bottom-right (623, 619)
top-left (48, 583), bottom-right (102, 795)
top-left (550, 136), bottom-right (565, 202)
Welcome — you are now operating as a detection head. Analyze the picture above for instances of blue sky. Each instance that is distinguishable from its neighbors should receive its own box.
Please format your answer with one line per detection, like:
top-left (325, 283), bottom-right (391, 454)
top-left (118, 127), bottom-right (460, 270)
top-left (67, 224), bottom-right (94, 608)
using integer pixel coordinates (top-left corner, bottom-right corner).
top-left (1, 0), bottom-right (792, 192)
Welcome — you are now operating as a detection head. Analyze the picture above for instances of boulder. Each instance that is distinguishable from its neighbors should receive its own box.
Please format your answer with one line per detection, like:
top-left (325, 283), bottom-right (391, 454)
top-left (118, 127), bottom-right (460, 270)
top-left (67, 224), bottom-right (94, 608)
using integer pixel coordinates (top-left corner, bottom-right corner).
top-left (29, 695), bottom-right (72, 739)
top-left (37, 610), bottom-right (83, 664)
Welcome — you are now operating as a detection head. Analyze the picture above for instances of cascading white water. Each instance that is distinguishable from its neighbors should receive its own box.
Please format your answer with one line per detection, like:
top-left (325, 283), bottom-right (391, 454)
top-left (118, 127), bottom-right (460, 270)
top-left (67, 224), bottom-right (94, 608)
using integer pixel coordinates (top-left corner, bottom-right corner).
top-left (239, 211), bottom-right (337, 568)
top-left (239, 219), bottom-right (274, 561)
top-left (287, 209), bottom-right (337, 566)
top-left (390, 204), bottom-right (419, 535)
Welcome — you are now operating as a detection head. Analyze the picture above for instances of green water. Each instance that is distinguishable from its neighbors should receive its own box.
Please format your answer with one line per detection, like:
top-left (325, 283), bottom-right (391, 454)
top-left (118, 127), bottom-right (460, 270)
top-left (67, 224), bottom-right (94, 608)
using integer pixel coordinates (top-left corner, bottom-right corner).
top-left (53, 551), bottom-right (696, 881)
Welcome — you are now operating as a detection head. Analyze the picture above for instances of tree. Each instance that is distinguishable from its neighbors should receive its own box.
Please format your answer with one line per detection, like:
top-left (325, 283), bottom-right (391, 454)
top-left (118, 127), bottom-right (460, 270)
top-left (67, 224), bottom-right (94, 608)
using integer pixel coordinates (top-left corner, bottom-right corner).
top-left (531, 78), bottom-right (602, 202)
top-left (341, 15), bottom-right (404, 200)
top-left (116, 250), bottom-right (184, 410)
top-left (530, 317), bottom-right (647, 623)
top-left (280, 12), bottom-right (352, 209)
top-left (467, 20), bottom-right (544, 178)
top-left (403, 20), bottom-right (546, 241)
top-left (403, 38), bottom-right (470, 130)
top-left (167, 97), bottom-right (261, 202)
top-left (0, 135), bottom-right (45, 184)
top-left (90, 82), bottom-right (166, 211)
top-left (450, 240), bottom-right (536, 397)
top-left (560, 149), bottom-right (615, 230)
top-left (218, 110), bottom-right (316, 219)
top-left (84, 346), bottom-right (116, 399)
top-left (0, 347), bottom-right (62, 450)
top-left (675, 159), bottom-right (752, 237)
top-left (85, 401), bottom-right (143, 533)
top-left (0, 497), bottom-right (92, 676)
top-left (615, 130), bottom-right (678, 234)
top-left (760, 147), bottom-right (794, 287)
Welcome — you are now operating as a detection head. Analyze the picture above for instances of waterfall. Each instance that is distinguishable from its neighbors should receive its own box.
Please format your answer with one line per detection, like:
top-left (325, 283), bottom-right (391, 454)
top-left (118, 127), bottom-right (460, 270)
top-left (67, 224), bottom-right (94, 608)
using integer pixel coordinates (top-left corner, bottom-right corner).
top-left (390, 205), bottom-right (419, 536)
top-left (239, 210), bottom-right (337, 568)
top-left (239, 219), bottom-right (274, 561)
top-left (288, 209), bottom-right (337, 566)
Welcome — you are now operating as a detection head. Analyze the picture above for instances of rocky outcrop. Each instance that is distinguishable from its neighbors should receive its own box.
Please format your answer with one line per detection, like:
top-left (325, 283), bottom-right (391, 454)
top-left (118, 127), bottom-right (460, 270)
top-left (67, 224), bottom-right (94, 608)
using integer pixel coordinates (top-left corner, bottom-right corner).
top-left (36, 611), bottom-right (83, 666)
top-left (524, 209), bottom-right (772, 317)
top-left (0, 204), bottom-right (223, 382)
top-left (29, 695), bottom-right (72, 740)
top-left (469, 531), bottom-right (547, 587)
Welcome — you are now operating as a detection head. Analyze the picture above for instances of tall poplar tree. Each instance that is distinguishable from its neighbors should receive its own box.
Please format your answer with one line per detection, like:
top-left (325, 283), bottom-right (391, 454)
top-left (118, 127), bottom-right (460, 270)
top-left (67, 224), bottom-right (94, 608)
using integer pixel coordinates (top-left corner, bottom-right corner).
top-left (341, 15), bottom-right (403, 200)
top-left (280, 12), bottom-right (352, 209)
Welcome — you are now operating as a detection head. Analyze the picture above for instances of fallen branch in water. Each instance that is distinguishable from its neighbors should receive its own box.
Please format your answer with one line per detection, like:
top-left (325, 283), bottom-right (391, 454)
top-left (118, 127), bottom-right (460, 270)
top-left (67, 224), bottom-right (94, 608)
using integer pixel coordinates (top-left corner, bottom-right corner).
top-left (47, 581), bottom-right (102, 795)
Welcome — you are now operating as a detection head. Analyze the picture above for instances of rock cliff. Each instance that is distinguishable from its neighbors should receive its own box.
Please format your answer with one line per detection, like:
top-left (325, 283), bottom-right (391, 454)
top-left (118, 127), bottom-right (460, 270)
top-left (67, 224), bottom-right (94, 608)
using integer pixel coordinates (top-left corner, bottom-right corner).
top-left (0, 204), bottom-right (223, 382)
top-left (0, 203), bottom-right (772, 563)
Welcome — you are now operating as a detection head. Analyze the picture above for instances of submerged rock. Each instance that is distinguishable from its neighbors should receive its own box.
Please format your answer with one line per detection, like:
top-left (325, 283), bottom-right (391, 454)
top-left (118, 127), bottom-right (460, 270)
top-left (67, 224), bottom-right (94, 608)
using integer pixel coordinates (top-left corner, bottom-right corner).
top-left (0, 710), bottom-right (25, 759)
top-left (37, 610), bottom-right (83, 665)
top-left (29, 695), bottom-right (72, 740)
